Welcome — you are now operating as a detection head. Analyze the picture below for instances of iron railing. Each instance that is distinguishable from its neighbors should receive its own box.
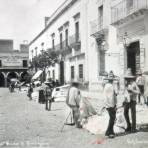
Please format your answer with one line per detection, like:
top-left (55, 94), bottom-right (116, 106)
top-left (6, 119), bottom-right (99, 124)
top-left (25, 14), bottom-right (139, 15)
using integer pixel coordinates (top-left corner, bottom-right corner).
top-left (111, 0), bottom-right (148, 23)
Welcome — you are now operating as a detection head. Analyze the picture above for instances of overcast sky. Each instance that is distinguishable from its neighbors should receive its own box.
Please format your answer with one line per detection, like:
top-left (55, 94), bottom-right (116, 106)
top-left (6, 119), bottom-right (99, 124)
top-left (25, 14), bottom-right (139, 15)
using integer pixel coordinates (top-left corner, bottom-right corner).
top-left (0, 0), bottom-right (65, 49)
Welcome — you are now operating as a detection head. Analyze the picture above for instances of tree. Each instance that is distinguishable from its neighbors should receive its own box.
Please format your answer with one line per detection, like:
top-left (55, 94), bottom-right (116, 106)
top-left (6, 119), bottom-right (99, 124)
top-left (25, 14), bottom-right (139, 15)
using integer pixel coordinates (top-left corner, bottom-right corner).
top-left (30, 49), bottom-right (59, 81)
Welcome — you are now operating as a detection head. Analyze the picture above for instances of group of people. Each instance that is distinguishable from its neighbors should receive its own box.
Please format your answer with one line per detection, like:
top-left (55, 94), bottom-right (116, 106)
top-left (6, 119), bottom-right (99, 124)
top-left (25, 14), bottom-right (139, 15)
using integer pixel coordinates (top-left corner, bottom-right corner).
top-left (103, 68), bottom-right (148, 138)
top-left (66, 68), bottom-right (148, 138)
top-left (9, 81), bottom-right (21, 92)
top-left (27, 78), bottom-right (60, 111)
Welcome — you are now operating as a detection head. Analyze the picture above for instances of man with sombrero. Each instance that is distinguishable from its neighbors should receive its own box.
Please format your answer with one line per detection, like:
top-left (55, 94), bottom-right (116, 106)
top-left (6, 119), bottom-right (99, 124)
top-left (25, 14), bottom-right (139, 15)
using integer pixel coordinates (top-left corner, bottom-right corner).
top-left (123, 68), bottom-right (140, 133)
top-left (66, 81), bottom-right (82, 128)
top-left (103, 71), bottom-right (117, 138)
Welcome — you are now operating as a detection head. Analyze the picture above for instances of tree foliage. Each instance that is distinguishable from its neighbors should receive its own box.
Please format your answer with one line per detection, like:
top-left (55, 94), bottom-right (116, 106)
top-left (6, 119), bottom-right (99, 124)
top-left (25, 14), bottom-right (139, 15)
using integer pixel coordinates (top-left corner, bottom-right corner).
top-left (30, 50), bottom-right (59, 69)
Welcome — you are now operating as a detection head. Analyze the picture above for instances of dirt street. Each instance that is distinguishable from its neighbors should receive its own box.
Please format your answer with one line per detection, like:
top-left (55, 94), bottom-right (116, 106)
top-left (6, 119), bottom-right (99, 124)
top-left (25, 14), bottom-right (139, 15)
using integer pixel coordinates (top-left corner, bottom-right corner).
top-left (0, 88), bottom-right (148, 148)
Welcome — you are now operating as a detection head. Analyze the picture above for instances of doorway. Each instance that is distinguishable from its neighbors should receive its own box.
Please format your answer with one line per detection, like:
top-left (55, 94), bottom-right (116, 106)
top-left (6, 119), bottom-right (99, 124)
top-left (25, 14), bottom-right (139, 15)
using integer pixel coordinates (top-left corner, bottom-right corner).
top-left (0, 73), bottom-right (5, 87)
top-left (60, 61), bottom-right (64, 85)
top-left (7, 72), bottom-right (18, 86)
top-left (127, 41), bottom-right (140, 75)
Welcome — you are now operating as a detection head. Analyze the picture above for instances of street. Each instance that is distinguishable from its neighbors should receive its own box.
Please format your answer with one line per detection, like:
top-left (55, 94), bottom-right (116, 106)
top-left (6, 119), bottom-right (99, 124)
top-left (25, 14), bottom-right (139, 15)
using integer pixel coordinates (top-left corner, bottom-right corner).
top-left (0, 88), bottom-right (148, 148)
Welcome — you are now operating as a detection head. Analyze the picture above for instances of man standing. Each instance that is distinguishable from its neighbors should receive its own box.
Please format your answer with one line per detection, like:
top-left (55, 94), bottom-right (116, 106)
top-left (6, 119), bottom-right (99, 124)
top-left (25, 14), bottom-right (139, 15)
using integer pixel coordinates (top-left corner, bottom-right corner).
top-left (45, 86), bottom-right (52, 111)
top-left (104, 71), bottom-right (117, 138)
top-left (66, 81), bottom-right (81, 128)
top-left (123, 68), bottom-right (140, 133)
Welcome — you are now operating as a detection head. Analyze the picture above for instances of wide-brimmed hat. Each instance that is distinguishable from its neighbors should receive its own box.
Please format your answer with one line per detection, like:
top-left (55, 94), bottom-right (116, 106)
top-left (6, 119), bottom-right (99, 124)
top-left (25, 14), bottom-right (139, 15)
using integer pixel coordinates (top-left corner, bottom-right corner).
top-left (104, 71), bottom-right (115, 80)
top-left (71, 80), bottom-right (80, 85)
top-left (136, 69), bottom-right (142, 75)
top-left (124, 68), bottom-right (135, 79)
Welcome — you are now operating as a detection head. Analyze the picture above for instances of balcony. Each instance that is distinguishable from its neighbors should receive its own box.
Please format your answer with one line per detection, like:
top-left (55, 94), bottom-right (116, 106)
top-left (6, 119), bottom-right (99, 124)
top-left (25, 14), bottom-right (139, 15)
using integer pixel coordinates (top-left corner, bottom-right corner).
top-left (54, 40), bottom-right (72, 55)
top-left (69, 33), bottom-right (81, 50)
top-left (90, 19), bottom-right (108, 38)
top-left (111, 0), bottom-right (148, 25)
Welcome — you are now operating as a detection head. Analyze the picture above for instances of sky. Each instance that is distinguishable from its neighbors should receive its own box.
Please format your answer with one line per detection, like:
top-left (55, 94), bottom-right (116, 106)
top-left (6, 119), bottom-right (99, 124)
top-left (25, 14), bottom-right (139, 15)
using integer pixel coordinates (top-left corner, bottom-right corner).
top-left (0, 0), bottom-right (65, 49)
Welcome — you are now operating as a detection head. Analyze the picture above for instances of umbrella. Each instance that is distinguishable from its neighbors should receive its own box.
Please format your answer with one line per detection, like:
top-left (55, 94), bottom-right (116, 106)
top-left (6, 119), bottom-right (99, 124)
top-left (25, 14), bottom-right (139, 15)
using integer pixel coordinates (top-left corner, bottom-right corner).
top-left (10, 78), bottom-right (19, 82)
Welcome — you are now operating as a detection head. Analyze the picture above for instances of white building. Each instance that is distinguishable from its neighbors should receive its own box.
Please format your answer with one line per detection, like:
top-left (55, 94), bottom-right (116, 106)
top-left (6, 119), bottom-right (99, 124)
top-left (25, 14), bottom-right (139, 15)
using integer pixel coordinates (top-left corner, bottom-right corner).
top-left (29, 0), bottom-right (148, 91)
top-left (111, 0), bottom-right (148, 86)
top-left (29, 0), bottom-right (88, 86)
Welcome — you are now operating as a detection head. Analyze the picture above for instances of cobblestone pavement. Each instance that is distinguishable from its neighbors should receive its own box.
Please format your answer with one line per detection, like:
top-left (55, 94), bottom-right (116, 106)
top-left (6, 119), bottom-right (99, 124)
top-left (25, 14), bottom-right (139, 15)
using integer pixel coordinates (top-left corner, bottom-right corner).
top-left (0, 88), bottom-right (148, 148)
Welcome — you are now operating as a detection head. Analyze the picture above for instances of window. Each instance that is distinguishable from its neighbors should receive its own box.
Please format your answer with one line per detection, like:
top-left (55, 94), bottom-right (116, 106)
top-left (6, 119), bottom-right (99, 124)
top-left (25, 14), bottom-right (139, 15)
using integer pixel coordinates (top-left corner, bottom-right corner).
top-left (0, 60), bottom-right (2, 67)
top-left (35, 47), bottom-right (37, 56)
top-left (52, 38), bottom-right (55, 49)
top-left (65, 29), bottom-right (68, 46)
top-left (126, 0), bottom-right (133, 10)
top-left (23, 60), bottom-right (28, 67)
top-left (48, 71), bottom-right (50, 77)
top-left (98, 5), bottom-right (103, 29)
top-left (71, 66), bottom-right (74, 79)
top-left (79, 64), bottom-right (83, 79)
top-left (31, 50), bottom-right (34, 59)
top-left (52, 70), bottom-right (55, 80)
top-left (75, 22), bottom-right (79, 42)
top-left (60, 33), bottom-right (63, 49)
top-left (99, 51), bottom-right (105, 75)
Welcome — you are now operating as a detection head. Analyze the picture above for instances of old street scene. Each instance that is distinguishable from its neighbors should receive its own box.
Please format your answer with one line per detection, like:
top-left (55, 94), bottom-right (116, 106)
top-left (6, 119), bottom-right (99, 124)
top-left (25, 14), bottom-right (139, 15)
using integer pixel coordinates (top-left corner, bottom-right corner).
top-left (0, 0), bottom-right (148, 147)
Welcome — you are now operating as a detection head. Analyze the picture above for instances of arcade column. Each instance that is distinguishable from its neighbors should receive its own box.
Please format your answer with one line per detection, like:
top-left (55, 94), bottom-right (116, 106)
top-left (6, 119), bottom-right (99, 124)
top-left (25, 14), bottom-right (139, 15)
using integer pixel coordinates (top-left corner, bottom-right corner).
top-left (4, 76), bottom-right (7, 87)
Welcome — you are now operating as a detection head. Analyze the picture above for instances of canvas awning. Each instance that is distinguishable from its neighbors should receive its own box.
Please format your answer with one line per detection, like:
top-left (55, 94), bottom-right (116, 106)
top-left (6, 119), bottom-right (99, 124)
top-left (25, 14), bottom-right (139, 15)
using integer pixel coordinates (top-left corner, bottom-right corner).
top-left (32, 70), bottom-right (43, 80)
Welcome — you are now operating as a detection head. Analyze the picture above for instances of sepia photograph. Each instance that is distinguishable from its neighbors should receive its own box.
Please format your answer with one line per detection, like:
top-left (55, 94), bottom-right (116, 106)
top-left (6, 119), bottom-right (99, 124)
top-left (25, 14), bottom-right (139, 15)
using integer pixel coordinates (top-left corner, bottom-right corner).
top-left (0, 0), bottom-right (148, 147)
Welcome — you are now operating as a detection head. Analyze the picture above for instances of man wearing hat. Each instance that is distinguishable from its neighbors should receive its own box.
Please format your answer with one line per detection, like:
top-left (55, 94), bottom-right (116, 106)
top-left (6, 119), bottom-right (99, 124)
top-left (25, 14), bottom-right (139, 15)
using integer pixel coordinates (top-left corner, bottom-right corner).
top-left (103, 71), bottom-right (117, 138)
top-left (123, 68), bottom-right (140, 133)
top-left (66, 81), bottom-right (82, 128)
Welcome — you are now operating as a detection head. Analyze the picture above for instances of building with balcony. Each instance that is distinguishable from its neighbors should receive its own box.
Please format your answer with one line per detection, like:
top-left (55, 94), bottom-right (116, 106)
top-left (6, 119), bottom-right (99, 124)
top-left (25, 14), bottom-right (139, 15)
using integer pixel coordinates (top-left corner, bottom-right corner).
top-left (111, 0), bottom-right (148, 83)
top-left (0, 39), bottom-right (29, 87)
top-left (29, 0), bottom-right (88, 85)
top-left (86, 0), bottom-right (121, 91)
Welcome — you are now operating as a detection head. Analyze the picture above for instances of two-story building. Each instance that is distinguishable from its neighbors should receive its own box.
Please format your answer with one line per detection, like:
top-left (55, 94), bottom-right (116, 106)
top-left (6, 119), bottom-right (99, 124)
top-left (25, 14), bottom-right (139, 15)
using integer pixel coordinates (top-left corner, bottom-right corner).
top-left (86, 0), bottom-right (121, 91)
top-left (29, 0), bottom-right (88, 85)
top-left (29, 0), bottom-right (148, 90)
top-left (0, 39), bottom-right (29, 87)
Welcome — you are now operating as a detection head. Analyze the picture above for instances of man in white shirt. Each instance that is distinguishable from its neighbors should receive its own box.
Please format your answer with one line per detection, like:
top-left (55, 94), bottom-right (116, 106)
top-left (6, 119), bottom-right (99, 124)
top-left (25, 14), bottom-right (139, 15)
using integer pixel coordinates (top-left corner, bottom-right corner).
top-left (104, 71), bottom-right (117, 138)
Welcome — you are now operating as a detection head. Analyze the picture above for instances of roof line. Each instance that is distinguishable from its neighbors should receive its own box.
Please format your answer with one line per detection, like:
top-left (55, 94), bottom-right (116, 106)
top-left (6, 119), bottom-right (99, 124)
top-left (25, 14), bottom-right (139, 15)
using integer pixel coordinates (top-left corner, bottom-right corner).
top-left (29, 0), bottom-right (78, 46)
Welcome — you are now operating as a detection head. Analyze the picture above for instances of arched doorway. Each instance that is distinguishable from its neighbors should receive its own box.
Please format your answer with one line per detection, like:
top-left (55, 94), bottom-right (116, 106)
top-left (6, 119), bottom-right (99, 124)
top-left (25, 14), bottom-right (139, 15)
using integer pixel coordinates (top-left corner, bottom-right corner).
top-left (7, 72), bottom-right (18, 86)
top-left (0, 73), bottom-right (5, 87)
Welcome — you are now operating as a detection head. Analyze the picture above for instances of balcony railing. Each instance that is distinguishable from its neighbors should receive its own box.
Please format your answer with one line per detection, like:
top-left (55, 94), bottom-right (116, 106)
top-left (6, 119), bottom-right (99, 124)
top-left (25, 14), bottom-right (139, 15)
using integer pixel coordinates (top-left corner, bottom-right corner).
top-left (69, 33), bottom-right (81, 50)
top-left (90, 19), bottom-right (103, 36)
top-left (54, 33), bottom-right (81, 54)
top-left (111, 0), bottom-right (148, 24)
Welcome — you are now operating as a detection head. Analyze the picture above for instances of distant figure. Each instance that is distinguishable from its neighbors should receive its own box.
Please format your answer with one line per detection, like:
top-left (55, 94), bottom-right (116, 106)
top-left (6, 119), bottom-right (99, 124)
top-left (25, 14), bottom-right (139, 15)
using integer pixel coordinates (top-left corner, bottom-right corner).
top-left (136, 70), bottom-right (145, 104)
top-left (66, 81), bottom-right (82, 128)
top-left (27, 83), bottom-right (33, 100)
top-left (9, 82), bottom-right (15, 92)
top-left (45, 86), bottom-right (52, 111)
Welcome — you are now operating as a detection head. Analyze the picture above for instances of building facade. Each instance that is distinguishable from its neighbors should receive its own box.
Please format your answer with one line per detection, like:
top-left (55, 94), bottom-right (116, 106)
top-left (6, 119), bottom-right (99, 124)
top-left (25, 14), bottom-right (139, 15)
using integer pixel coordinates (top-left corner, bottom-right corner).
top-left (0, 39), bottom-right (29, 87)
top-left (111, 0), bottom-right (148, 87)
top-left (29, 0), bottom-right (148, 90)
top-left (29, 0), bottom-right (88, 86)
